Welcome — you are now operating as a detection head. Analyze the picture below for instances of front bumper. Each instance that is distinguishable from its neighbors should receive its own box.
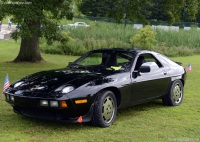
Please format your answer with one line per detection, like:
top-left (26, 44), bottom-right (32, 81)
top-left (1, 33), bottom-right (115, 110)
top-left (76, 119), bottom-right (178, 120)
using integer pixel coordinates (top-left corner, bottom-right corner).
top-left (4, 93), bottom-right (94, 123)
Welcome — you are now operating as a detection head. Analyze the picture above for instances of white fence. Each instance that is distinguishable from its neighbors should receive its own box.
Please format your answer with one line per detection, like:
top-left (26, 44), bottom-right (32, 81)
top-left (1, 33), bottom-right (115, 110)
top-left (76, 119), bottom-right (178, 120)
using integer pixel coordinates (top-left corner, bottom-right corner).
top-left (133, 24), bottom-right (143, 29)
top-left (134, 24), bottom-right (200, 31)
top-left (152, 25), bottom-right (179, 31)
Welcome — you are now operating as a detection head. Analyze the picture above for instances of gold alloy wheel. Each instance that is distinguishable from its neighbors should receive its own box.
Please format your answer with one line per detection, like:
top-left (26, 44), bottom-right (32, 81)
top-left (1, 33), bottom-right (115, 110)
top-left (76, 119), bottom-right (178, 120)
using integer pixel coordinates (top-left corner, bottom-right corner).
top-left (102, 96), bottom-right (115, 124)
top-left (173, 83), bottom-right (183, 104)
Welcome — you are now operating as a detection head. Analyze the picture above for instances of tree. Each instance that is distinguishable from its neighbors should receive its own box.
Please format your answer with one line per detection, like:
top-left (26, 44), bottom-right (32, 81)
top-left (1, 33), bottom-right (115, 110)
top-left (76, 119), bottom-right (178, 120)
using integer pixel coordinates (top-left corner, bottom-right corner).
top-left (195, 11), bottom-right (200, 23)
top-left (79, 0), bottom-right (151, 23)
top-left (78, 0), bottom-right (200, 24)
top-left (0, 0), bottom-right (73, 62)
top-left (77, 0), bottom-right (109, 17)
top-left (144, 0), bottom-right (168, 21)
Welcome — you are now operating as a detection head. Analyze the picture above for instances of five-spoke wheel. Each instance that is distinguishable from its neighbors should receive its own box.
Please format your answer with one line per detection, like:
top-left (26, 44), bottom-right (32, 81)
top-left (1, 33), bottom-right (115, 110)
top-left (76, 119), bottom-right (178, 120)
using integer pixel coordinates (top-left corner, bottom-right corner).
top-left (91, 91), bottom-right (117, 127)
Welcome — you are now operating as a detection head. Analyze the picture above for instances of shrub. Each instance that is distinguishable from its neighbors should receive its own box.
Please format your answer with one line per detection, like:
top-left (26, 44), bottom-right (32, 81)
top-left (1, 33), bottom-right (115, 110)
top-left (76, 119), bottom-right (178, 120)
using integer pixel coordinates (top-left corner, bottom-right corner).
top-left (154, 45), bottom-right (194, 57)
top-left (130, 25), bottom-right (157, 50)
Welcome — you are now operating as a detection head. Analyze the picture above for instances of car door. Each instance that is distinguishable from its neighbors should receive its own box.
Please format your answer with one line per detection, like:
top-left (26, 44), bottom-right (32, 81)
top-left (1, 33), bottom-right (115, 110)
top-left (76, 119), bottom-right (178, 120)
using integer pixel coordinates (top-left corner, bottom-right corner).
top-left (131, 53), bottom-right (170, 105)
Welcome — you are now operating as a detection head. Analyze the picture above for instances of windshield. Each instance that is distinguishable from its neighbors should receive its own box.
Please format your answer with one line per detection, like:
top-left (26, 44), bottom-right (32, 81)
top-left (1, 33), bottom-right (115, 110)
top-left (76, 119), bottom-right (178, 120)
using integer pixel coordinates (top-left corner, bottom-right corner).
top-left (69, 50), bottom-right (135, 73)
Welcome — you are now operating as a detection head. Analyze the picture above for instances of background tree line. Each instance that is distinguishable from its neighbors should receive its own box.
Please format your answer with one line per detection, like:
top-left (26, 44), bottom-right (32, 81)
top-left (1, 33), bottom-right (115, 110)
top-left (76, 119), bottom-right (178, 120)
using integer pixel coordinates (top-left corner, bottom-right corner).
top-left (77, 0), bottom-right (200, 24)
top-left (0, 0), bottom-right (199, 62)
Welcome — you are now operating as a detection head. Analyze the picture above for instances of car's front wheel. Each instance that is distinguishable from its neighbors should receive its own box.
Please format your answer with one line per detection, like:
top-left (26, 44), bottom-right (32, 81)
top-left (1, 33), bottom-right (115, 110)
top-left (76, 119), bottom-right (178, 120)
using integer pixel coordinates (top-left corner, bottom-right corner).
top-left (162, 80), bottom-right (184, 106)
top-left (91, 90), bottom-right (117, 127)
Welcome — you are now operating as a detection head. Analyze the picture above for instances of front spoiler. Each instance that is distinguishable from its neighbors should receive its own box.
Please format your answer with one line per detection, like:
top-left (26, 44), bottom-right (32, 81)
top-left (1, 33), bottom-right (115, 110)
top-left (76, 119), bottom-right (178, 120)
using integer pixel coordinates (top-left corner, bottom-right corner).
top-left (13, 103), bottom-right (94, 123)
top-left (4, 92), bottom-right (94, 123)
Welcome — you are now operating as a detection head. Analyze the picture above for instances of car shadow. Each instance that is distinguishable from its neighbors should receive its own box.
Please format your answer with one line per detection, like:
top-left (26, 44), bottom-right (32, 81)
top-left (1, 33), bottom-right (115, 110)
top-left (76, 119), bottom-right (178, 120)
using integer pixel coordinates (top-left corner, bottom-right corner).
top-left (117, 100), bottom-right (164, 115)
top-left (18, 116), bottom-right (90, 129)
top-left (8, 100), bottom-right (166, 130)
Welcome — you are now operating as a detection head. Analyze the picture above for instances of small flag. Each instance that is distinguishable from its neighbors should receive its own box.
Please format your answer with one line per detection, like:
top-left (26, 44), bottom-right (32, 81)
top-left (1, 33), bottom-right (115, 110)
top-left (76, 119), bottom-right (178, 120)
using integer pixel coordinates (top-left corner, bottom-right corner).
top-left (77, 116), bottom-right (82, 123)
top-left (186, 63), bottom-right (192, 73)
top-left (2, 74), bottom-right (10, 96)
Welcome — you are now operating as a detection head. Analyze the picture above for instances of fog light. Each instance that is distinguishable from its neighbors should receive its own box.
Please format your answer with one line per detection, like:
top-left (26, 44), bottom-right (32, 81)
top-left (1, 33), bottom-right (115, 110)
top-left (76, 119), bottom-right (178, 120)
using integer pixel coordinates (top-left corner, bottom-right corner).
top-left (50, 101), bottom-right (58, 107)
top-left (10, 96), bottom-right (15, 102)
top-left (40, 100), bottom-right (48, 106)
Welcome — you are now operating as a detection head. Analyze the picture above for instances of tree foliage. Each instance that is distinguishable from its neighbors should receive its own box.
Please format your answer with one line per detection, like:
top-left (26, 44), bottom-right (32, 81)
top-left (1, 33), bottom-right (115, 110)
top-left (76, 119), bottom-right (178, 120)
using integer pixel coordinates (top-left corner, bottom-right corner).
top-left (78, 0), bottom-right (151, 23)
top-left (77, 0), bottom-right (108, 17)
top-left (78, 0), bottom-right (200, 24)
top-left (1, 0), bottom-right (73, 42)
top-left (0, 0), bottom-right (73, 62)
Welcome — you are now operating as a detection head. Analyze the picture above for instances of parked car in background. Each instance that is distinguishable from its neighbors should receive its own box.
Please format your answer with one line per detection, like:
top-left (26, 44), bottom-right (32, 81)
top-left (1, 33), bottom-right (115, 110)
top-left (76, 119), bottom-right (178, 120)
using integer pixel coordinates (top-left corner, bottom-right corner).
top-left (68, 22), bottom-right (90, 28)
top-left (4, 48), bottom-right (186, 128)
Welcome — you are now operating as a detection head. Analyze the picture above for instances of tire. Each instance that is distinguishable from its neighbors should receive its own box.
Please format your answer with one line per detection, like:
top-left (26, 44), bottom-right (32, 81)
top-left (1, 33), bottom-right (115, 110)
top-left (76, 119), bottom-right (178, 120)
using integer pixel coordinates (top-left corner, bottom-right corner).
top-left (91, 90), bottom-right (117, 128)
top-left (162, 80), bottom-right (184, 106)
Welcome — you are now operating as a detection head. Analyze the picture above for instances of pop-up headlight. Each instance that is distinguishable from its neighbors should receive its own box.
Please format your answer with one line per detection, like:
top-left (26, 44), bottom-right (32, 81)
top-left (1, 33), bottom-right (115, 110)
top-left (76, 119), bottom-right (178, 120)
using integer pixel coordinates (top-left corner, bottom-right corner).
top-left (14, 81), bottom-right (24, 88)
top-left (62, 86), bottom-right (74, 94)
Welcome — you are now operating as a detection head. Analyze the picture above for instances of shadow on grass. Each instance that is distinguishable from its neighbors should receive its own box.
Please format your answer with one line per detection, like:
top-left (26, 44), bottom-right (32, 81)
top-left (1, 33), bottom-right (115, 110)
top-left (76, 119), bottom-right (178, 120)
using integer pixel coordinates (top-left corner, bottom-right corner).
top-left (18, 116), bottom-right (90, 130)
top-left (119, 99), bottom-right (164, 112)
top-left (4, 99), bottom-right (167, 131)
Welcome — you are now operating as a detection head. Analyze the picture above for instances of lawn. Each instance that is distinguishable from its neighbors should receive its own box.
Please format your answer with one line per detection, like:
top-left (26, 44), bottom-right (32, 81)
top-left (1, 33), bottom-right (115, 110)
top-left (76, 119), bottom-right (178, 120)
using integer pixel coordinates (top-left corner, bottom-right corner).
top-left (0, 40), bottom-right (199, 142)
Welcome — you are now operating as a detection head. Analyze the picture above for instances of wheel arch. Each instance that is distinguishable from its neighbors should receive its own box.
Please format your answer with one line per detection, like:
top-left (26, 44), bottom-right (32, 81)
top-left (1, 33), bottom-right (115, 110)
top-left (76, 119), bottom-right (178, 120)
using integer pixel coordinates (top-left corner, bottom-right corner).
top-left (180, 79), bottom-right (184, 86)
top-left (162, 79), bottom-right (184, 106)
top-left (96, 87), bottom-right (121, 107)
top-left (168, 79), bottom-right (184, 93)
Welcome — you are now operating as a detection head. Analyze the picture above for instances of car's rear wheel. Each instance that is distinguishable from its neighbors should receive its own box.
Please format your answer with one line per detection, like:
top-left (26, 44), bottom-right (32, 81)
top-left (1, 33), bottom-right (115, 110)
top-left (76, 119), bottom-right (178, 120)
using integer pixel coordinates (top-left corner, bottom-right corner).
top-left (91, 90), bottom-right (117, 127)
top-left (162, 80), bottom-right (184, 106)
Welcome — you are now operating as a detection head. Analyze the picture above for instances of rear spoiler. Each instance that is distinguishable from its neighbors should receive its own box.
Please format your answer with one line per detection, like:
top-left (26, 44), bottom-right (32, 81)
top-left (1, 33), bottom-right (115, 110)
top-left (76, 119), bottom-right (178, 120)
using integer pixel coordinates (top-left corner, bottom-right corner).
top-left (176, 62), bottom-right (182, 66)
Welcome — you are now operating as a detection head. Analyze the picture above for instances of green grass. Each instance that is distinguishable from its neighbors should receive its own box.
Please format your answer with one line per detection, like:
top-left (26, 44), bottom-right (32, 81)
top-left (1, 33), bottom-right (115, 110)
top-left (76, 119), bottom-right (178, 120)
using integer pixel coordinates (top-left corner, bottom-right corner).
top-left (0, 40), bottom-right (200, 142)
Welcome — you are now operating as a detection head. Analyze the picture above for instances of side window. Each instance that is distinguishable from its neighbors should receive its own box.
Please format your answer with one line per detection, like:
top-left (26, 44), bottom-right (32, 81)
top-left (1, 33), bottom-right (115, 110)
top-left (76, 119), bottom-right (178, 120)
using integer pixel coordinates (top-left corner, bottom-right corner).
top-left (102, 52), bottom-right (133, 71)
top-left (134, 53), bottom-right (163, 71)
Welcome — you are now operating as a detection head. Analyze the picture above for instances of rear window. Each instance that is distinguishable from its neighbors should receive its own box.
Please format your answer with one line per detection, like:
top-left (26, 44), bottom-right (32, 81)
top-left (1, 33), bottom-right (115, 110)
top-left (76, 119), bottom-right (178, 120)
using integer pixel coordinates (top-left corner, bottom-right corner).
top-left (158, 54), bottom-right (179, 66)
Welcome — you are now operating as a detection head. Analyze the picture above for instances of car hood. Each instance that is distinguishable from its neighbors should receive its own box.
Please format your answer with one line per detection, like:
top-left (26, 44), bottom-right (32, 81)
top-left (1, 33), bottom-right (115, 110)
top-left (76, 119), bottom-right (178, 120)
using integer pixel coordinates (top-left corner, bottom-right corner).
top-left (9, 68), bottom-right (102, 97)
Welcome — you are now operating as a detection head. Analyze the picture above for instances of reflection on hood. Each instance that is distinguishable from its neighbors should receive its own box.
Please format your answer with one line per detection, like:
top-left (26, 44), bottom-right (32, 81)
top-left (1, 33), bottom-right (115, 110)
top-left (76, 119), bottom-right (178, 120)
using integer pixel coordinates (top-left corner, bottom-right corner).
top-left (10, 68), bottom-right (101, 95)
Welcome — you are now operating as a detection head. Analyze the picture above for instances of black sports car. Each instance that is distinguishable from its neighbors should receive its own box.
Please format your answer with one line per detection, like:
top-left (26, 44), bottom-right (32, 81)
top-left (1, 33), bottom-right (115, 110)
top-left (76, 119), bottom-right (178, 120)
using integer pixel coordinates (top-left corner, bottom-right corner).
top-left (4, 48), bottom-right (186, 127)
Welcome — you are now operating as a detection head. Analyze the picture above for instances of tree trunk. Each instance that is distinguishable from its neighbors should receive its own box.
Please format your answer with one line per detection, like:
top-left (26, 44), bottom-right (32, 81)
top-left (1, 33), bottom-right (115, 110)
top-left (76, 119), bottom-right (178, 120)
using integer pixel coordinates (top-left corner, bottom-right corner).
top-left (14, 36), bottom-right (43, 62)
top-left (13, 20), bottom-right (43, 63)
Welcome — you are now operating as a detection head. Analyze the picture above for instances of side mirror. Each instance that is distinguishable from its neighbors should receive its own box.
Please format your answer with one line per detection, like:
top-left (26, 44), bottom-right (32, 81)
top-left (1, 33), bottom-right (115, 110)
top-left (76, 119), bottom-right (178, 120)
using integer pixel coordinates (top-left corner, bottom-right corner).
top-left (139, 66), bottom-right (150, 73)
top-left (132, 66), bottom-right (150, 79)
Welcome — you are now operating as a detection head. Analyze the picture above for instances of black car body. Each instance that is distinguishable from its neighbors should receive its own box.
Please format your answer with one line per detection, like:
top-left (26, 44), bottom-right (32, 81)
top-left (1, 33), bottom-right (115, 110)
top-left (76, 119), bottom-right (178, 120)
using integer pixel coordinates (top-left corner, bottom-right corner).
top-left (4, 48), bottom-right (186, 127)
